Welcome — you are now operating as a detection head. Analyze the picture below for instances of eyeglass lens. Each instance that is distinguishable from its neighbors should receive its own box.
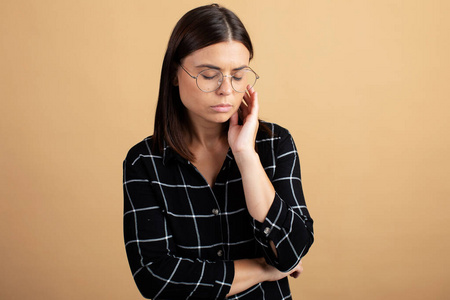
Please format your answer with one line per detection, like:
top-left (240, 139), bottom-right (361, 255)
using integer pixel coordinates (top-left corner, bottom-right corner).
top-left (196, 69), bottom-right (257, 93)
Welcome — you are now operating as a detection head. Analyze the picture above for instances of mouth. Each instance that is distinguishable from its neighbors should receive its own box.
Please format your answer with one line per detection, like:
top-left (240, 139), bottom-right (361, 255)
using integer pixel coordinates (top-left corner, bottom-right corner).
top-left (210, 104), bottom-right (232, 113)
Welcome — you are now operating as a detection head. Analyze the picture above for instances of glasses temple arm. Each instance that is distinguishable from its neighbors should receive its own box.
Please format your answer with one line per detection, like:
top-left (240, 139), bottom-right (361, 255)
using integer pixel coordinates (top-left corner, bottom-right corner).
top-left (179, 64), bottom-right (197, 79)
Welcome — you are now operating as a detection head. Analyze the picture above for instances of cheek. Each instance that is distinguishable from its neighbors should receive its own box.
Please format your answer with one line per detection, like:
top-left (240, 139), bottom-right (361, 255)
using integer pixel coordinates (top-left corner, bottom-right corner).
top-left (178, 78), bottom-right (198, 104)
top-left (178, 82), bottom-right (212, 112)
top-left (233, 94), bottom-right (244, 107)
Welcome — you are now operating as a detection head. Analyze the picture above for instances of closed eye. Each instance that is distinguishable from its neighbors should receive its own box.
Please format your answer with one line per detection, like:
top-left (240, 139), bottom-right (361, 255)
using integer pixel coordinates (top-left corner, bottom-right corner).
top-left (199, 69), bottom-right (221, 80)
top-left (201, 74), bottom-right (219, 80)
top-left (232, 69), bottom-right (250, 81)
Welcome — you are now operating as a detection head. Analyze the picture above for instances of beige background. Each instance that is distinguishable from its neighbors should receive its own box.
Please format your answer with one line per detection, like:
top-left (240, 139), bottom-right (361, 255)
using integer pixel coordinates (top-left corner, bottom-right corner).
top-left (1, 0), bottom-right (449, 299)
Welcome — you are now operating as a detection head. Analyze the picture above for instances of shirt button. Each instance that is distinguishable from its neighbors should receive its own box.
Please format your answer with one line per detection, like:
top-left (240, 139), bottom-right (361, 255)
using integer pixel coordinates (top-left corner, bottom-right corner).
top-left (217, 250), bottom-right (223, 257)
top-left (212, 209), bottom-right (219, 216)
top-left (263, 227), bottom-right (271, 235)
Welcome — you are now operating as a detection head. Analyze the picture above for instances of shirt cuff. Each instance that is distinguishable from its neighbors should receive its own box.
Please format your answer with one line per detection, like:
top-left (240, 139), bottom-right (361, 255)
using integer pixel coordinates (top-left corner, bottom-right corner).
top-left (211, 260), bottom-right (234, 299)
top-left (253, 193), bottom-right (289, 266)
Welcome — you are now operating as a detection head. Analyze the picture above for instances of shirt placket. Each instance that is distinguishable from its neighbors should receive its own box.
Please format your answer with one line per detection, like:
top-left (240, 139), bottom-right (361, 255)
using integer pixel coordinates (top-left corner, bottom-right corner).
top-left (212, 154), bottom-right (234, 260)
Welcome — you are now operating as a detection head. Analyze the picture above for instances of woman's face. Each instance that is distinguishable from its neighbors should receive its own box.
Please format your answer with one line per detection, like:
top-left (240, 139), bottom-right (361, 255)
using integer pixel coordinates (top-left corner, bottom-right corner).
top-left (177, 41), bottom-right (251, 128)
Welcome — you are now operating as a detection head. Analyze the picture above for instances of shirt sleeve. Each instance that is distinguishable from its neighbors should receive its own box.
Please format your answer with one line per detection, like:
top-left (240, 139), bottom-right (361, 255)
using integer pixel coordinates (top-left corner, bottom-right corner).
top-left (123, 149), bottom-right (234, 299)
top-left (252, 127), bottom-right (314, 272)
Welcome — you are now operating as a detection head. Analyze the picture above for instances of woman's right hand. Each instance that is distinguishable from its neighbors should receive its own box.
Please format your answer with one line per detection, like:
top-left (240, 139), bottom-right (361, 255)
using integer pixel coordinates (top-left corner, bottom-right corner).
top-left (259, 257), bottom-right (304, 281)
top-left (227, 258), bottom-right (304, 297)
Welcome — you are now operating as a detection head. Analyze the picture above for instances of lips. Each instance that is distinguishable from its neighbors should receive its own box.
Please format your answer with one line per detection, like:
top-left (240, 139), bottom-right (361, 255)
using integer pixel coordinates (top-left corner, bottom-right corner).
top-left (210, 104), bottom-right (232, 113)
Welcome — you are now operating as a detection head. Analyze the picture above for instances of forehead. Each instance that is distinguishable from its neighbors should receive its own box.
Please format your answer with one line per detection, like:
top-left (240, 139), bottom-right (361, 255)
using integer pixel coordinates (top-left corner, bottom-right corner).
top-left (183, 41), bottom-right (250, 68)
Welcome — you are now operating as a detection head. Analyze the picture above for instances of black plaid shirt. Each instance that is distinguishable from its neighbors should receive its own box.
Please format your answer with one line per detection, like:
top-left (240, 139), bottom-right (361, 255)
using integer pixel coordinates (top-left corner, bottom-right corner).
top-left (123, 122), bottom-right (314, 299)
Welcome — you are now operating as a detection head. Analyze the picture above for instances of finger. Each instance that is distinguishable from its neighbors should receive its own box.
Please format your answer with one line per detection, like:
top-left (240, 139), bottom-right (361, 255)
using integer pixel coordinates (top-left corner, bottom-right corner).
top-left (250, 91), bottom-right (259, 115)
top-left (244, 86), bottom-right (259, 115)
top-left (239, 100), bottom-right (250, 119)
top-left (298, 262), bottom-right (304, 274)
top-left (240, 99), bottom-right (249, 111)
top-left (242, 92), bottom-right (250, 107)
top-left (243, 86), bottom-right (253, 104)
top-left (246, 84), bottom-right (255, 95)
top-left (244, 96), bottom-right (258, 124)
top-left (246, 85), bottom-right (257, 99)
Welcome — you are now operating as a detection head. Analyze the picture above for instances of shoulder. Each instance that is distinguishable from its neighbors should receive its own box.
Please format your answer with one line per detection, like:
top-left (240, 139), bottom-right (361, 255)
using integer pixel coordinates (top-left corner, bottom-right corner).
top-left (255, 122), bottom-right (298, 177)
top-left (124, 136), bottom-right (160, 165)
top-left (256, 121), bottom-right (296, 158)
top-left (256, 121), bottom-right (292, 144)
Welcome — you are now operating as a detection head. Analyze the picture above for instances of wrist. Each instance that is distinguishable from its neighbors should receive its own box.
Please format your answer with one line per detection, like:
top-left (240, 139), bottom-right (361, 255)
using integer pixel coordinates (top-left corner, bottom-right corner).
top-left (228, 258), bottom-right (268, 297)
top-left (248, 258), bottom-right (270, 283)
top-left (233, 149), bottom-right (259, 169)
top-left (255, 257), bottom-right (271, 282)
top-left (233, 149), bottom-right (275, 223)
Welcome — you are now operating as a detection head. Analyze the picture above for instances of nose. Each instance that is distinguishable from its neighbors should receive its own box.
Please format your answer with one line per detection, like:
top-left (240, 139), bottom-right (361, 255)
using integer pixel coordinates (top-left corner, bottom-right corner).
top-left (216, 75), bottom-right (233, 95)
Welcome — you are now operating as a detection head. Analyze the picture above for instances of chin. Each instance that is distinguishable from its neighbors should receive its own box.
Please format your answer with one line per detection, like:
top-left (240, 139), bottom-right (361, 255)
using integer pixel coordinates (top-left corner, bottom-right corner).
top-left (213, 116), bottom-right (232, 124)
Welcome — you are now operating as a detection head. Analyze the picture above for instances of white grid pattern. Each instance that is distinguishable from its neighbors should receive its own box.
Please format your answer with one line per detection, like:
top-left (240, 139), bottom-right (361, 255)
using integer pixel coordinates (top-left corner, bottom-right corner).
top-left (123, 122), bottom-right (314, 299)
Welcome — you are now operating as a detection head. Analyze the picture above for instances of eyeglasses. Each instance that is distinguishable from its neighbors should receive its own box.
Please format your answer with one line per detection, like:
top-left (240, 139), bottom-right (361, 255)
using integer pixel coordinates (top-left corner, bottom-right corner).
top-left (179, 65), bottom-right (259, 93)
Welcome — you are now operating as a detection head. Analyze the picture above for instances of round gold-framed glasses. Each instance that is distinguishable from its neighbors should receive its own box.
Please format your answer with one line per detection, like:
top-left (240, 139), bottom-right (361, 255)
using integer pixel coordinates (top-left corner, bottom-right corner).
top-left (179, 65), bottom-right (259, 93)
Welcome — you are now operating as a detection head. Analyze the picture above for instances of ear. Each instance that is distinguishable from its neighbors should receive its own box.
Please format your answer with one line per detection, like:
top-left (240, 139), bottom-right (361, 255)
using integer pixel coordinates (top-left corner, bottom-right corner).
top-left (173, 75), bottom-right (179, 86)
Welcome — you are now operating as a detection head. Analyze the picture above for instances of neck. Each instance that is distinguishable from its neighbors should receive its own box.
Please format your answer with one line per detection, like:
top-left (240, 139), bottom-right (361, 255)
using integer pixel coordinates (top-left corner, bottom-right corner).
top-left (186, 120), bottom-right (228, 150)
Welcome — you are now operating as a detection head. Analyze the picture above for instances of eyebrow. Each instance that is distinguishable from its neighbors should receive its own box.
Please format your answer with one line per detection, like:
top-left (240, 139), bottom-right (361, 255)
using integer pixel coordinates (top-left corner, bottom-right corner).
top-left (194, 64), bottom-right (249, 71)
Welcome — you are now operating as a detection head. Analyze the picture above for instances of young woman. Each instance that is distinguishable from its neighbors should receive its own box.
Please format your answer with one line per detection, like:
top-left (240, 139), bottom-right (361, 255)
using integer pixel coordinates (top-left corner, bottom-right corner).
top-left (123, 4), bottom-right (314, 299)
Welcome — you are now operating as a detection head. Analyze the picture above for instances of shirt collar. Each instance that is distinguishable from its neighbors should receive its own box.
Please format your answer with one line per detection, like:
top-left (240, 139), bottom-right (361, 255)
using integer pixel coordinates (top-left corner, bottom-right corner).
top-left (162, 141), bottom-right (187, 165)
top-left (162, 140), bottom-right (235, 166)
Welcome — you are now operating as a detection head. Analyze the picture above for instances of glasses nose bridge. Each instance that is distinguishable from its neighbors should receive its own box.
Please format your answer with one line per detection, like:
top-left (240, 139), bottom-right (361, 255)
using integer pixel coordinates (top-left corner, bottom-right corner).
top-left (216, 73), bottom-right (234, 92)
top-left (218, 73), bottom-right (234, 87)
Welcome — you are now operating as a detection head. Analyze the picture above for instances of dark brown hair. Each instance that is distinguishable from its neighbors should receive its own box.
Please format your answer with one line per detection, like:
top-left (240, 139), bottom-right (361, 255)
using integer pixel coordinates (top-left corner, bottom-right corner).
top-left (153, 4), bottom-right (265, 161)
